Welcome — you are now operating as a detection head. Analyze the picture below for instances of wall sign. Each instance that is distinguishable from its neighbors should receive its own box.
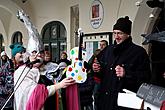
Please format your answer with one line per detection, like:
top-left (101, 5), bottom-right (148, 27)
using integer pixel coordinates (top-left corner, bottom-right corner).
top-left (90, 0), bottom-right (104, 29)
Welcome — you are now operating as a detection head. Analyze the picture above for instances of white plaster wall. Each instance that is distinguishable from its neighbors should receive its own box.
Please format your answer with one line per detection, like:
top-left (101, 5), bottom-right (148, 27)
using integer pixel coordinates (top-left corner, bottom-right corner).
top-left (26, 0), bottom-right (148, 50)
top-left (80, 0), bottom-right (119, 33)
top-left (24, 0), bottom-right (78, 52)
top-left (0, 0), bottom-right (26, 57)
top-left (0, 0), bottom-right (153, 56)
top-left (80, 0), bottom-right (145, 44)
top-left (132, 0), bottom-right (153, 46)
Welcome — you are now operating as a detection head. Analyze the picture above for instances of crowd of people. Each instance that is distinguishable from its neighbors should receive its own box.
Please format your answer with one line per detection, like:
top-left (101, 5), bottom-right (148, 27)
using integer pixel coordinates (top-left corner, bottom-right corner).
top-left (0, 43), bottom-right (75, 110)
top-left (0, 16), bottom-right (164, 110)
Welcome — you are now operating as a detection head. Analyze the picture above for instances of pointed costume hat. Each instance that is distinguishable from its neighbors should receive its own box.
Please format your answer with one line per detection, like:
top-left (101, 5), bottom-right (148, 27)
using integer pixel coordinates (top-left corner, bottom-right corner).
top-left (17, 10), bottom-right (44, 55)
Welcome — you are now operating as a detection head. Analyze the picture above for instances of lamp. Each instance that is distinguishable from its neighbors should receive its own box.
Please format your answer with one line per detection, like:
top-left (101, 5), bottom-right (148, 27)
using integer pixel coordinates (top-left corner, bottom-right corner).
top-left (149, 13), bottom-right (155, 18)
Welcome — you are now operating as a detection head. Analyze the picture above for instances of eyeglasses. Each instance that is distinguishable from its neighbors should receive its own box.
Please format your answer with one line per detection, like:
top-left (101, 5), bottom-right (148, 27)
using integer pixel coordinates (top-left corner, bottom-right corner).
top-left (112, 32), bottom-right (125, 36)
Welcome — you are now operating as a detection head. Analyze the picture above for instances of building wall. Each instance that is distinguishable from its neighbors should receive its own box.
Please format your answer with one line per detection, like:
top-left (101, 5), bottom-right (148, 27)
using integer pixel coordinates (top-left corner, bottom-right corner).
top-left (0, 0), bottom-right (153, 58)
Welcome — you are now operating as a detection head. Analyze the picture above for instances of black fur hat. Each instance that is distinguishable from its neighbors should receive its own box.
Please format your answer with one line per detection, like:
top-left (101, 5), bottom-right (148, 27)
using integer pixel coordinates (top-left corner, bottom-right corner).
top-left (113, 16), bottom-right (132, 35)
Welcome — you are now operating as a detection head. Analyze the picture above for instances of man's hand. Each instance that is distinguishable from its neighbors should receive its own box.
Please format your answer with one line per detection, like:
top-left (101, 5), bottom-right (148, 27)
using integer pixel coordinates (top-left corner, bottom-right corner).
top-left (59, 77), bottom-right (75, 88)
top-left (115, 65), bottom-right (125, 78)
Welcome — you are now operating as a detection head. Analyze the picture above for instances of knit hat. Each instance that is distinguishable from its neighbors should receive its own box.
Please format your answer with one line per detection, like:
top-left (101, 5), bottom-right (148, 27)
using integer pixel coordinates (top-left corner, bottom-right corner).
top-left (113, 16), bottom-right (132, 35)
top-left (1, 51), bottom-right (7, 57)
top-left (9, 43), bottom-right (25, 57)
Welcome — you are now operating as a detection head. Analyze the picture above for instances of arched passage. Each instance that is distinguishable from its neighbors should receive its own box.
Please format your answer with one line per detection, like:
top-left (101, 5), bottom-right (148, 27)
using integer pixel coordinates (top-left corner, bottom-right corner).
top-left (41, 21), bottom-right (67, 62)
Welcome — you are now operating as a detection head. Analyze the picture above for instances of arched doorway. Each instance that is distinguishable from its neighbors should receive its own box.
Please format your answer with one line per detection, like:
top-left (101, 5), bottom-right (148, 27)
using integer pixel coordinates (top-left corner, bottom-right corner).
top-left (11, 31), bottom-right (23, 44)
top-left (41, 21), bottom-right (67, 62)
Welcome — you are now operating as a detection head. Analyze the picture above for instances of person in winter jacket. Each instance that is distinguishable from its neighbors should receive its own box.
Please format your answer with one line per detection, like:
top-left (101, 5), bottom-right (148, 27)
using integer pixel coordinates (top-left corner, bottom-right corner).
top-left (92, 16), bottom-right (151, 110)
top-left (0, 51), bottom-right (14, 110)
top-left (79, 71), bottom-right (94, 110)
top-left (57, 51), bottom-right (71, 66)
top-left (10, 43), bottom-right (26, 70)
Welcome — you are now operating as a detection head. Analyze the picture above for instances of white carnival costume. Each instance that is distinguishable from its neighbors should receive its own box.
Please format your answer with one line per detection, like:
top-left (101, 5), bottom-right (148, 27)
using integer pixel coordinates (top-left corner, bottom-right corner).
top-left (14, 10), bottom-right (59, 110)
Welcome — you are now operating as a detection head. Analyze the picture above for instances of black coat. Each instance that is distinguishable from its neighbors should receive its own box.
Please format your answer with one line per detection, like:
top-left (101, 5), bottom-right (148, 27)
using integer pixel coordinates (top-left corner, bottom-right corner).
top-left (79, 73), bottom-right (94, 106)
top-left (97, 37), bottom-right (151, 110)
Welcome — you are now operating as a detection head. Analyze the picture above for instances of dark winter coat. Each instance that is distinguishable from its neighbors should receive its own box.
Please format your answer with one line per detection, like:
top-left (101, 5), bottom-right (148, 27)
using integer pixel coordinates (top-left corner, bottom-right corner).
top-left (0, 59), bottom-right (14, 109)
top-left (96, 37), bottom-right (151, 110)
top-left (79, 73), bottom-right (94, 106)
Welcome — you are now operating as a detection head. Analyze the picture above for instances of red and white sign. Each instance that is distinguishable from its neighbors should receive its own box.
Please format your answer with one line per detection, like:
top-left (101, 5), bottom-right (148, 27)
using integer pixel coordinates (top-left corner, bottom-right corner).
top-left (90, 0), bottom-right (104, 29)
